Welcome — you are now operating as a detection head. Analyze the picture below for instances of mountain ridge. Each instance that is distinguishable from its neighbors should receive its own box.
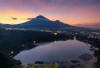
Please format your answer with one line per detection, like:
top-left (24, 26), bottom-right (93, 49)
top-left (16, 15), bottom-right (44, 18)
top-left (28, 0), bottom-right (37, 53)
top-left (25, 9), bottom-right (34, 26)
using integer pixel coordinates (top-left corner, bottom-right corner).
top-left (0, 15), bottom-right (95, 32)
top-left (8, 15), bottom-right (70, 31)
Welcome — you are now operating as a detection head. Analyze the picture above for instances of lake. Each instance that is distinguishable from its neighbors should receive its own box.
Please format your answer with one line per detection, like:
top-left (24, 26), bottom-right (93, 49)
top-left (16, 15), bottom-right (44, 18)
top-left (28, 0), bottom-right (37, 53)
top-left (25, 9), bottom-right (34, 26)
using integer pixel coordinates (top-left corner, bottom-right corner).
top-left (14, 39), bottom-right (94, 67)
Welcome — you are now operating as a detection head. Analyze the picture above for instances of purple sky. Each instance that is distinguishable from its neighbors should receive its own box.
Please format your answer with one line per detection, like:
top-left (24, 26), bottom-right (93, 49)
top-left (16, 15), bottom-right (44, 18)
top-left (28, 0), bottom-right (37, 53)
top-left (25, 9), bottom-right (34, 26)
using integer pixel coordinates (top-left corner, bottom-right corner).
top-left (0, 0), bottom-right (100, 28)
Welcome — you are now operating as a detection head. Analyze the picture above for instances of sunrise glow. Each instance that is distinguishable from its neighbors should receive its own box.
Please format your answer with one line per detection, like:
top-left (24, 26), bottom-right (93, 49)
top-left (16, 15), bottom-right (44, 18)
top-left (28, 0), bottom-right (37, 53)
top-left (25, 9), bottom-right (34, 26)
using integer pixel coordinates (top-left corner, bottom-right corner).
top-left (0, 0), bottom-right (100, 28)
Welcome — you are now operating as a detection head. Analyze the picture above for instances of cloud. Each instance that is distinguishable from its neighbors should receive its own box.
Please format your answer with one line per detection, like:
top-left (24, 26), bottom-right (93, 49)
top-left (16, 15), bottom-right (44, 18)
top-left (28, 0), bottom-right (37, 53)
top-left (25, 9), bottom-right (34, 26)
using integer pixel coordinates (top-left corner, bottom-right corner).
top-left (0, 0), bottom-right (100, 25)
top-left (75, 23), bottom-right (100, 28)
top-left (12, 17), bottom-right (17, 20)
top-left (27, 18), bottom-right (34, 20)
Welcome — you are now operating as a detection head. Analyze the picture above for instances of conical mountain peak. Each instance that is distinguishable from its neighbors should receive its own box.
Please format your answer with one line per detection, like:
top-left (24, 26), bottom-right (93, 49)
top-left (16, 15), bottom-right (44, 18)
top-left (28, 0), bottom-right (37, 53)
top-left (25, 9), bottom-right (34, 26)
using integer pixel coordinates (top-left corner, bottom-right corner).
top-left (55, 20), bottom-right (60, 22)
top-left (36, 15), bottom-right (48, 19)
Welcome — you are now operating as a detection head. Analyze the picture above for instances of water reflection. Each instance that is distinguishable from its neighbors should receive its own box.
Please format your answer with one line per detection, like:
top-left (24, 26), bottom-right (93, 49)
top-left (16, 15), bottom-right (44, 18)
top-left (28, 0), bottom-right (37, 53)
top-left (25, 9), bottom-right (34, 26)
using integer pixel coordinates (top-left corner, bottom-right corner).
top-left (54, 40), bottom-right (57, 43)
top-left (11, 35), bottom-right (100, 68)
top-left (33, 41), bottom-right (36, 44)
top-left (74, 36), bottom-right (76, 40)
top-left (14, 40), bottom-right (93, 67)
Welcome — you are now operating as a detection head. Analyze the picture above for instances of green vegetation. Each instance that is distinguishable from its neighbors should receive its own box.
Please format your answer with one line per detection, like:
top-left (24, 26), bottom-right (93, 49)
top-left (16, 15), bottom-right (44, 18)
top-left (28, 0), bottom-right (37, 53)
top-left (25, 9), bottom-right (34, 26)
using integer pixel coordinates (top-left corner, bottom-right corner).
top-left (94, 61), bottom-right (100, 68)
top-left (35, 61), bottom-right (44, 64)
top-left (28, 63), bottom-right (59, 68)
top-left (0, 52), bottom-right (22, 68)
top-left (71, 60), bottom-right (80, 63)
top-left (70, 64), bottom-right (81, 68)
top-left (70, 60), bottom-right (82, 68)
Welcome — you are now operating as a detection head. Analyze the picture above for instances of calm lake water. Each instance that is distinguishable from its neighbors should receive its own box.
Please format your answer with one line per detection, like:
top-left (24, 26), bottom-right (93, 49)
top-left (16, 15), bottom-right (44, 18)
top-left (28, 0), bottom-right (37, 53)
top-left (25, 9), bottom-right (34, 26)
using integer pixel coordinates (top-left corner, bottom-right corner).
top-left (14, 40), bottom-right (94, 66)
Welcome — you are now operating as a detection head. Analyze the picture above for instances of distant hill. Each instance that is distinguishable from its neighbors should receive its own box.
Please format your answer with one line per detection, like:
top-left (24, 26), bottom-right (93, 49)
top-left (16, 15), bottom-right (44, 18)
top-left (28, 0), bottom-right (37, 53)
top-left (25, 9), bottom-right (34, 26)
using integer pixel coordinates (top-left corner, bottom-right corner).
top-left (0, 15), bottom-right (71, 31)
top-left (13, 15), bottom-right (71, 31)
top-left (75, 23), bottom-right (100, 29)
top-left (0, 15), bottom-right (100, 32)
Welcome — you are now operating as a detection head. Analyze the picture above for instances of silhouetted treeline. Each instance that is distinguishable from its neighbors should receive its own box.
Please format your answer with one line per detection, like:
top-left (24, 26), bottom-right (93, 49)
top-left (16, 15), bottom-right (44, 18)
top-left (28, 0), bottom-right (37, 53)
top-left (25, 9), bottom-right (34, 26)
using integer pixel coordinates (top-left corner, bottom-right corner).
top-left (0, 52), bottom-right (22, 68)
top-left (76, 35), bottom-right (100, 48)
top-left (0, 28), bottom-right (73, 54)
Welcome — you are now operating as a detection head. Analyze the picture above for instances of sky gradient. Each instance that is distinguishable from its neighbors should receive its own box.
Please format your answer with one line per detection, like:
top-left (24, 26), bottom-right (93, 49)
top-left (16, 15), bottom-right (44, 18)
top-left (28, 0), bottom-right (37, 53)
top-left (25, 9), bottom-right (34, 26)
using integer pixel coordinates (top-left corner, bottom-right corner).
top-left (0, 0), bottom-right (100, 28)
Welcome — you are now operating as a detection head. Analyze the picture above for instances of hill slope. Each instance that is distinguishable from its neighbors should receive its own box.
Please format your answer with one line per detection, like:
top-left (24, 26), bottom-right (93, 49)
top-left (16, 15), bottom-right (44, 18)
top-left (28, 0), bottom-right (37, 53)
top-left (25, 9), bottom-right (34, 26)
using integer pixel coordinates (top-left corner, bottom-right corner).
top-left (14, 15), bottom-right (71, 31)
top-left (0, 15), bottom-right (71, 31)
